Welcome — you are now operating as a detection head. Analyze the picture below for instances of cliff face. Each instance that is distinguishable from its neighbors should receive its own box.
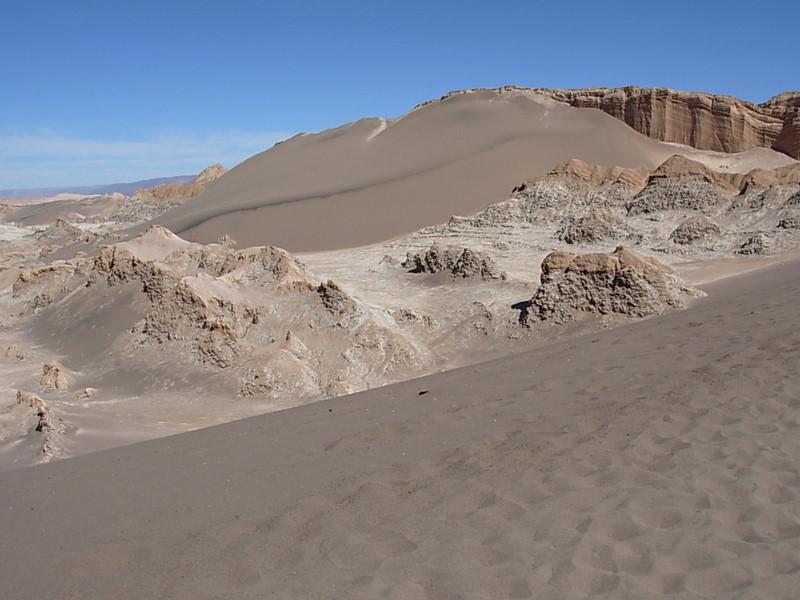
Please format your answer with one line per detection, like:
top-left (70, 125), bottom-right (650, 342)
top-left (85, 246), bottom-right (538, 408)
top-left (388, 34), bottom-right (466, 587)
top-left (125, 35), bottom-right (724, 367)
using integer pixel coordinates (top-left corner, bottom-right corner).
top-left (538, 87), bottom-right (800, 159)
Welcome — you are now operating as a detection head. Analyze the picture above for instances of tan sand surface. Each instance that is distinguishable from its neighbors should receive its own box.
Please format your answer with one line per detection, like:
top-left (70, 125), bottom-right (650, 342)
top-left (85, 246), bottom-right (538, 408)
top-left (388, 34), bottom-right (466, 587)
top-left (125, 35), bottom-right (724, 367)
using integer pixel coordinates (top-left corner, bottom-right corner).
top-left (1, 257), bottom-right (798, 599)
top-left (154, 89), bottom-right (794, 252)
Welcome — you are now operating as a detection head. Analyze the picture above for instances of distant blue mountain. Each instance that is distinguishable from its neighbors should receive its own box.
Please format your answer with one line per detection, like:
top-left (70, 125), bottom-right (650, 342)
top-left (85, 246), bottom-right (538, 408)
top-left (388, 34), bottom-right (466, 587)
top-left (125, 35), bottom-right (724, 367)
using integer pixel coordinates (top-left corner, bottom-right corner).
top-left (0, 175), bottom-right (196, 198)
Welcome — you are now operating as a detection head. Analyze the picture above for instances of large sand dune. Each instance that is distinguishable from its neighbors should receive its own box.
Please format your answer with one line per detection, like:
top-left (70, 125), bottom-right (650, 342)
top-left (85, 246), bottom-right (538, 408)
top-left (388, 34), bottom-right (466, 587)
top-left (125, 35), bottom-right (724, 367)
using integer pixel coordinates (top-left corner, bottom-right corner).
top-left (155, 88), bottom-right (794, 251)
top-left (1, 258), bottom-right (799, 599)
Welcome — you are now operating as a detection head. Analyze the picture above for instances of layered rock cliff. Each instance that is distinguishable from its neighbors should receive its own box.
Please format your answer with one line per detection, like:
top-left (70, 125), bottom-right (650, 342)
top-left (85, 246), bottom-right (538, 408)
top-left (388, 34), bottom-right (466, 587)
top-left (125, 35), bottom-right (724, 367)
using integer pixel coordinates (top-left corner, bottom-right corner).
top-left (538, 86), bottom-right (800, 159)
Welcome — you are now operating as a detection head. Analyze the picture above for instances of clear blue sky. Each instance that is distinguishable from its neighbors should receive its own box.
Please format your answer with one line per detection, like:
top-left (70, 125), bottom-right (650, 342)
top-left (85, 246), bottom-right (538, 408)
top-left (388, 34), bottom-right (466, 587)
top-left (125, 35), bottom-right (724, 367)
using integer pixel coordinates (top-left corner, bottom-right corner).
top-left (2, 0), bottom-right (797, 189)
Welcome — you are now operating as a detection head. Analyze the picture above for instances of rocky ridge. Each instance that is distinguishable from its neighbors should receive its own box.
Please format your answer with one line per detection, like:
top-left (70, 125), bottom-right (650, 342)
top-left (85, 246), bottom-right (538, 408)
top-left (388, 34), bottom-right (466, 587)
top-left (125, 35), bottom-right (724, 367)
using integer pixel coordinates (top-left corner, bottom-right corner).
top-left (427, 86), bottom-right (800, 159)
top-left (538, 86), bottom-right (800, 159)
top-left (110, 164), bottom-right (227, 224)
top-left (10, 391), bottom-right (70, 463)
top-left (417, 155), bottom-right (800, 259)
top-left (8, 226), bottom-right (430, 402)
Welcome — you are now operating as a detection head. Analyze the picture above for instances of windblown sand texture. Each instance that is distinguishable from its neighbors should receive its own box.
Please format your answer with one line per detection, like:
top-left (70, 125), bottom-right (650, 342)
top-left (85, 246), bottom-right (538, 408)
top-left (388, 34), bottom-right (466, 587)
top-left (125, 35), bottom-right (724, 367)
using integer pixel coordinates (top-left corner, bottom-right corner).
top-left (1, 259), bottom-right (799, 599)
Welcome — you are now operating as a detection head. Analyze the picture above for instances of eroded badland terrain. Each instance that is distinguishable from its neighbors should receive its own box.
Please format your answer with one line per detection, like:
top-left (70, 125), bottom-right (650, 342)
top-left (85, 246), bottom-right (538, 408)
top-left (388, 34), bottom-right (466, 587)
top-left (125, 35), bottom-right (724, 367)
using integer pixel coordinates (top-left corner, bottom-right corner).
top-left (2, 86), bottom-right (799, 469)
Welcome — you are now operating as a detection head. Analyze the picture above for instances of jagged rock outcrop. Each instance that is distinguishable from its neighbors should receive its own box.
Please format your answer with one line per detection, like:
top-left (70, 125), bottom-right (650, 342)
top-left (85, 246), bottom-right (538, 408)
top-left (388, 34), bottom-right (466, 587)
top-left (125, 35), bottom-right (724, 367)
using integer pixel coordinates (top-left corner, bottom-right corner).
top-left (415, 154), bottom-right (800, 263)
top-left (40, 362), bottom-right (70, 390)
top-left (11, 260), bottom-right (91, 314)
top-left (514, 159), bottom-right (650, 197)
top-left (777, 217), bottom-right (800, 229)
top-left (403, 242), bottom-right (502, 280)
top-left (670, 215), bottom-right (722, 245)
top-left (193, 163), bottom-right (227, 185)
top-left (538, 86), bottom-right (800, 159)
top-left (110, 182), bottom-right (204, 224)
top-left (557, 210), bottom-right (634, 244)
top-left (512, 159), bottom-right (648, 214)
top-left (734, 163), bottom-right (800, 192)
top-left (15, 390), bottom-right (69, 463)
top-left (434, 159), bottom-right (648, 235)
top-left (34, 218), bottom-right (98, 244)
top-left (737, 234), bottom-right (769, 255)
top-left (85, 227), bottom-right (428, 399)
top-left (627, 155), bottom-right (736, 215)
top-left (2, 224), bottom-right (430, 403)
top-left (527, 246), bottom-right (702, 324)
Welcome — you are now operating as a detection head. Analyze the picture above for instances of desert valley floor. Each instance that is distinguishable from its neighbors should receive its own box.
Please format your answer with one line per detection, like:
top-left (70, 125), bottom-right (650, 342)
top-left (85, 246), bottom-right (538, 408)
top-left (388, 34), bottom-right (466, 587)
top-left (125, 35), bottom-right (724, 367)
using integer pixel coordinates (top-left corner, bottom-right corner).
top-left (1, 86), bottom-right (799, 599)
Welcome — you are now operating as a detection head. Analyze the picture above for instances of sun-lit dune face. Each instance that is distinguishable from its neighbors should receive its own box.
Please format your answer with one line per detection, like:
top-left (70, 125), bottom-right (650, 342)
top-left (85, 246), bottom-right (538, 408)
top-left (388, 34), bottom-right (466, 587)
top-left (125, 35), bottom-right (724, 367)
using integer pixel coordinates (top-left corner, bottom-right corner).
top-left (154, 88), bottom-right (796, 252)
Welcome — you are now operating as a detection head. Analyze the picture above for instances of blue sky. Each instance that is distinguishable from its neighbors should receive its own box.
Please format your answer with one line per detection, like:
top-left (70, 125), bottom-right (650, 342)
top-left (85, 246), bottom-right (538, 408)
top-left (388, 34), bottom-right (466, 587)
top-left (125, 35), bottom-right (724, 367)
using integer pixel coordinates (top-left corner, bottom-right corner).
top-left (2, 0), bottom-right (797, 189)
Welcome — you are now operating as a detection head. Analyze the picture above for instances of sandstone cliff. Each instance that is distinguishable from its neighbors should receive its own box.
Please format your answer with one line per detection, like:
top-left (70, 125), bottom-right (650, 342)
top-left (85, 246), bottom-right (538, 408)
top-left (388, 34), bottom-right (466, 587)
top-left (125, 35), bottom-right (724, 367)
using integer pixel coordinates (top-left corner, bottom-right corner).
top-left (537, 86), bottom-right (800, 159)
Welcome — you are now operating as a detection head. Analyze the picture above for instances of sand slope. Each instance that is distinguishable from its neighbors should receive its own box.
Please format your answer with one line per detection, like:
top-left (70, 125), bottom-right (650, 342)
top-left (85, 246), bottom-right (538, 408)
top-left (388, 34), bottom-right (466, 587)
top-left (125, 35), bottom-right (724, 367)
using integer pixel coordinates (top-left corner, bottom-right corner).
top-left (1, 258), bottom-right (799, 599)
top-left (154, 89), bottom-right (794, 251)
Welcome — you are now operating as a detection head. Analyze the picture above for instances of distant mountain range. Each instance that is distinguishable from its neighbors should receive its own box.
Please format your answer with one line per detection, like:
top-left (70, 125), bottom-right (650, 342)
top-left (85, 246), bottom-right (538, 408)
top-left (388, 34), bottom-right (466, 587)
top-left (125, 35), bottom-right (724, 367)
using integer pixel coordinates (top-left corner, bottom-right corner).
top-left (0, 175), bottom-right (196, 198)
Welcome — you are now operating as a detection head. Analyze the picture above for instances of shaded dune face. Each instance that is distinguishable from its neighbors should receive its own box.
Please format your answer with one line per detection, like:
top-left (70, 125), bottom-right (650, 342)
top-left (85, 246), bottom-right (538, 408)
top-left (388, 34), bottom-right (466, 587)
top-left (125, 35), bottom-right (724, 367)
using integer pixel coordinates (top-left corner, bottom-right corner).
top-left (155, 89), bottom-right (723, 251)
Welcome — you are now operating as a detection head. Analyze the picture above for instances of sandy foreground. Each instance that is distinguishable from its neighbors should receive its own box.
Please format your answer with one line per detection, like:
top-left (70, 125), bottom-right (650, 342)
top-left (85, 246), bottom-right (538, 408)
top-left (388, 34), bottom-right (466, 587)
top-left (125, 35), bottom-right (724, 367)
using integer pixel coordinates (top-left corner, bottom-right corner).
top-left (0, 256), bottom-right (798, 599)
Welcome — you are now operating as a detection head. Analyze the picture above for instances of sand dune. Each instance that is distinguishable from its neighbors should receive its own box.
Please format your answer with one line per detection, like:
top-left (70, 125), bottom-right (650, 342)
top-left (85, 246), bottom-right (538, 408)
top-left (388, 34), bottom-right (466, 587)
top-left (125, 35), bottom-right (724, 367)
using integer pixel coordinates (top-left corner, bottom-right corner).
top-left (155, 88), bottom-right (795, 251)
top-left (1, 258), bottom-right (799, 599)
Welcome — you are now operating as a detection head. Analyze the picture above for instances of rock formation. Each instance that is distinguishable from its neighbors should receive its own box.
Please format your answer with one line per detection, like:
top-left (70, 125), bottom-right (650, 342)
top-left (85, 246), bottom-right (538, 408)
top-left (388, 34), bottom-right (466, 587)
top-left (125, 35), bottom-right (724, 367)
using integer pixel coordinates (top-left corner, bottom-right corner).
top-left (557, 210), bottom-right (633, 245)
top-left (11, 260), bottom-right (91, 315)
top-left (627, 155), bottom-right (736, 215)
top-left (52, 226), bottom-right (429, 400)
top-left (110, 164), bottom-right (227, 225)
top-left (40, 362), bottom-right (70, 390)
top-left (34, 218), bottom-right (97, 244)
top-left (778, 217), bottom-right (800, 229)
top-left (537, 86), bottom-right (800, 159)
top-left (193, 163), bottom-right (228, 185)
top-left (15, 390), bottom-right (69, 463)
top-left (737, 234), bottom-right (769, 255)
top-left (669, 215), bottom-right (722, 246)
top-left (110, 182), bottom-right (204, 224)
top-left (513, 159), bottom-right (650, 197)
top-left (403, 242), bottom-right (502, 280)
top-left (414, 153), bottom-right (800, 264)
top-left (527, 246), bottom-right (702, 324)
